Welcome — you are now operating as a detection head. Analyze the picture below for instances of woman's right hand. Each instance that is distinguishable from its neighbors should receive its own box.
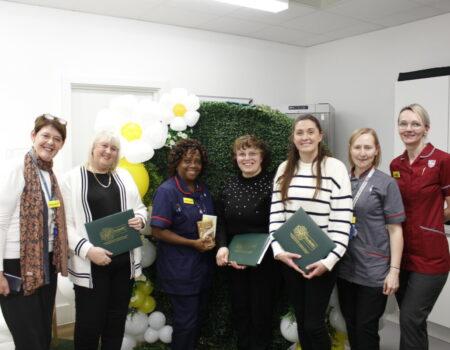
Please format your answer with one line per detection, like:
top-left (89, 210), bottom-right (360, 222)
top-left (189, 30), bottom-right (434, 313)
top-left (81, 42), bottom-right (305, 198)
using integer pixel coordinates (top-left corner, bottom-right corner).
top-left (216, 247), bottom-right (229, 266)
top-left (275, 251), bottom-right (304, 275)
top-left (87, 247), bottom-right (113, 266)
top-left (192, 237), bottom-right (215, 252)
top-left (0, 272), bottom-right (10, 296)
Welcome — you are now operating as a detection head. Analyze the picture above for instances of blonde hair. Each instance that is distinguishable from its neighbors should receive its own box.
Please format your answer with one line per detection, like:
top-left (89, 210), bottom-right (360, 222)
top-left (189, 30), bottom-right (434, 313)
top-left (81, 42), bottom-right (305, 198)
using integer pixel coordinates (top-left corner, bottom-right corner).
top-left (86, 131), bottom-right (121, 172)
top-left (398, 103), bottom-right (430, 129)
top-left (348, 128), bottom-right (381, 168)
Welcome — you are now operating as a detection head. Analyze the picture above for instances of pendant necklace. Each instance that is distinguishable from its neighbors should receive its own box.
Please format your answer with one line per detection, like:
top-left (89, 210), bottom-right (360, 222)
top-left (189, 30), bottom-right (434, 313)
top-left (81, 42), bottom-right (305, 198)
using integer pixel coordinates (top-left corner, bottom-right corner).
top-left (92, 171), bottom-right (112, 188)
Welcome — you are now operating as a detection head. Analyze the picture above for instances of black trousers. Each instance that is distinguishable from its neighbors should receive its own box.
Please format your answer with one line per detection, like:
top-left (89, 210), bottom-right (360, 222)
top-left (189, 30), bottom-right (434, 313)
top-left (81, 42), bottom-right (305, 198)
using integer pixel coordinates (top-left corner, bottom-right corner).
top-left (168, 289), bottom-right (209, 350)
top-left (74, 253), bottom-right (133, 350)
top-left (0, 257), bottom-right (57, 350)
top-left (396, 270), bottom-right (448, 350)
top-left (282, 264), bottom-right (337, 350)
top-left (336, 278), bottom-right (387, 350)
top-left (228, 252), bottom-right (281, 350)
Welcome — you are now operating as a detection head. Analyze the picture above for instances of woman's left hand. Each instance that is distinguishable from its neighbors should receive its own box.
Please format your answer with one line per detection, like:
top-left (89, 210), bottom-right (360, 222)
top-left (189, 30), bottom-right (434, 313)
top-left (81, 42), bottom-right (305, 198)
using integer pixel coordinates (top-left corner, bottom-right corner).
top-left (383, 270), bottom-right (400, 295)
top-left (128, 216), bottom-right (144, 230)
top-left (303, 261), bottom-right (329, 279)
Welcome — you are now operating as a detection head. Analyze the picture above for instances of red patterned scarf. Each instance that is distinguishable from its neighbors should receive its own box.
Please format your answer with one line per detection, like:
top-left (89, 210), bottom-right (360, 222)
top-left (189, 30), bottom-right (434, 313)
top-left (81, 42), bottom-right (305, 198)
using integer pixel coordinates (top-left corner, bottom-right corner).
top-left (20, 152), bottom-right (68, 296)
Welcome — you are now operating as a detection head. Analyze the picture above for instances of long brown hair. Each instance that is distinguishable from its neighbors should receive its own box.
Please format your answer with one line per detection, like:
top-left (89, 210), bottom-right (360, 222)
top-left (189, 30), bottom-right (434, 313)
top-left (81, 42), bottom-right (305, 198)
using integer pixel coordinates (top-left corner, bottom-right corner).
top-left (278, 115), bottom-right (331, 203)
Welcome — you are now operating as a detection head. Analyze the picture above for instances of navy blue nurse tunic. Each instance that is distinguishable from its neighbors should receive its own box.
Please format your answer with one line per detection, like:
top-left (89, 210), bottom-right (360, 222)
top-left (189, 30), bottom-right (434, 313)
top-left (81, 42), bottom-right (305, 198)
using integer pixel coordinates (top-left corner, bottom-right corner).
top-left (151, 175), bottom-right (214, 295)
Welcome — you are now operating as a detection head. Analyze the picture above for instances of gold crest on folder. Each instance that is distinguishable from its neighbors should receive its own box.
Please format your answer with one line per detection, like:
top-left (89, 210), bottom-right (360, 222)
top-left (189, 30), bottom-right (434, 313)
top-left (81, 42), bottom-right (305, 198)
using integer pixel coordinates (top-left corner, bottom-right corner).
top-left (290, 225), bottom-right (318, 254)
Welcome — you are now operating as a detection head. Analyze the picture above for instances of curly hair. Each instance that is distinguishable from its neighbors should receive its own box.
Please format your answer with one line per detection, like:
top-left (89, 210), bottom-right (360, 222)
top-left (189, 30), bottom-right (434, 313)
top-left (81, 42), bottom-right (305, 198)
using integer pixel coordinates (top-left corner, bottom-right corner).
top-left (168, 139), bottom-right (209, 177)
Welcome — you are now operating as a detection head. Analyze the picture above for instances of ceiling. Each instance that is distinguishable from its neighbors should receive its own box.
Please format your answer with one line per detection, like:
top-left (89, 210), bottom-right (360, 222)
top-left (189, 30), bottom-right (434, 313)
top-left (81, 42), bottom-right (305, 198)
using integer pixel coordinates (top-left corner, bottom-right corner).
top-left (5, 0), bottom-right (450, 47)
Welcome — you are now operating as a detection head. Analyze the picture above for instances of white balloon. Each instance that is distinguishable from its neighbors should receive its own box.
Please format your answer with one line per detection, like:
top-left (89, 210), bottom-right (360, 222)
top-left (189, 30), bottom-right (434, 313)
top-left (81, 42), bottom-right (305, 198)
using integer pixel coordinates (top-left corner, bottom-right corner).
top-left (144, 327), bottom-right (159, 343)
top-left (184, 111), bottom-right (200, 127)
top-left (185, 94), bottom-right (200, 111)
top-left (280, 317), bottom-right (298, 343)
top-left (159, 92), bottom-right (174, 109)
top-left (141, 240), bottom-right (157, 268)
top-left (135, 332), bottom-right (146, 343)
top-left (143, 122), bottom-right (168, 149)
top-left (137, 99), bottom-right (163, 124)
top-left (124, 140), bottom-right (154, 163)
top-left (329, 308), bottom-right (347, 334)
top-left (159, 325), bottom-right (173, 343)
top-left (125, 312), bottom-right (148, 336)
top-left (0, 329), bottom-right (13, 343)
top-left (110, 95), bottom-right (138, 119)
top-left (148, 311), bottom-right (166, 330)
top-left (328, 286), bottom-right (340, 309)
top-left (170, 118), bottom-right (187, 131)
top-left (384, 295), bottom-right (398, 315)
top-left (120, 334), bottom-right (136, 350)
top-left (57, 275), bottom-right (75, 301)
top-left (0, 312), bottom-right (10, 332)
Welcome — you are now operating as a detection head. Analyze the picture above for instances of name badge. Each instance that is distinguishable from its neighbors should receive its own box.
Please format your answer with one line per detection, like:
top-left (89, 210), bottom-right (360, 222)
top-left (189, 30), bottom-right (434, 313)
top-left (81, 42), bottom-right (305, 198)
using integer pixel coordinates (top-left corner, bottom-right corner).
top-left (48, 200), bottom-right (61, 208)
top-left (392, 171), bottom-right (400, 178)
top-left (183, 197), bottom-right (194, 204)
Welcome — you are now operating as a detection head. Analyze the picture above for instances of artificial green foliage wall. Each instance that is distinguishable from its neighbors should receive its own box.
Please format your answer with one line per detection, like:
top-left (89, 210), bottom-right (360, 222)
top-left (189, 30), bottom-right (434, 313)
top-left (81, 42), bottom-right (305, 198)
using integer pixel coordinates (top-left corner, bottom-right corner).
top-left (192, 102), bottom-right (293, 197)
top-left (140, 102), bottom-right (293, 349)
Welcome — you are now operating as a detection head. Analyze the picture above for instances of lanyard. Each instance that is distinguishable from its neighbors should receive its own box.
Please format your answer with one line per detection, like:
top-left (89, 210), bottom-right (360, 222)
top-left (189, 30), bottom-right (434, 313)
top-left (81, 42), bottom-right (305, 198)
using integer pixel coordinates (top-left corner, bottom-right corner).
top-left (29, 151), bottom-right (54, 201)
top-left (352, 167), bottom-right (375, 207)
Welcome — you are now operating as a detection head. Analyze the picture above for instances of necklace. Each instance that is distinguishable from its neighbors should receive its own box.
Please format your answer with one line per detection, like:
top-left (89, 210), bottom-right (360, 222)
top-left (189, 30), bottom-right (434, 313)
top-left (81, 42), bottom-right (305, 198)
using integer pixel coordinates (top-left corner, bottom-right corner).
top-left (92, 172), bottom-right (112, 188)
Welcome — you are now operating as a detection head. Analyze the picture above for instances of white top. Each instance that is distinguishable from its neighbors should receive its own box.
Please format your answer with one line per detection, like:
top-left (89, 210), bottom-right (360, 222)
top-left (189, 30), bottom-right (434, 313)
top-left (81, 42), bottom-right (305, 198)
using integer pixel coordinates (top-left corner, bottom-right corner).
top-left (61, 166), bottom-right (147, 288)
top-left (270, 157), bottom-right (353, 271)
top-left (0, 157), bottom-right (55, 270)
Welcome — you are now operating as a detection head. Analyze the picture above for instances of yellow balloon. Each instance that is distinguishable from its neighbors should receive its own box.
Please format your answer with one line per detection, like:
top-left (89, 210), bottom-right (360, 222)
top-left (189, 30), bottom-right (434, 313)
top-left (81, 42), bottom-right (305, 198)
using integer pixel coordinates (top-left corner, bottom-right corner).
top-left (121, 122), bottom-right (143, 141)
top-left (129, 289), bottom-right (145, 308)
top-left (138, 295), bottom-right (156, 314)
top-left (118, 158), bottom-right (150, 199)
top-left (335, 331), bottom-right (347, 343)
top-left (136, 280), bottom-right (154, 296)
top-left (173, 103), bottom-right (187, 117)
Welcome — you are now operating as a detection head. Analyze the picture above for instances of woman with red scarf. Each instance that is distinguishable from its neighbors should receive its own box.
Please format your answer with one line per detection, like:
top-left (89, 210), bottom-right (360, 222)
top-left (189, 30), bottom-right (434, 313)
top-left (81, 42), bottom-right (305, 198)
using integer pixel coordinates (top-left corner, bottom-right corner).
top-left (0, 114), bottom-right (69, 350)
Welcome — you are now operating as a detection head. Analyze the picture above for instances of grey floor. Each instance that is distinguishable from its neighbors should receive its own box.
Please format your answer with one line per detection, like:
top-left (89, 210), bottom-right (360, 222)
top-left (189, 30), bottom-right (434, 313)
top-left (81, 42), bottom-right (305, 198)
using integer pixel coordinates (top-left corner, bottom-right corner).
top-left (379, 320), bottom-right (449, 350)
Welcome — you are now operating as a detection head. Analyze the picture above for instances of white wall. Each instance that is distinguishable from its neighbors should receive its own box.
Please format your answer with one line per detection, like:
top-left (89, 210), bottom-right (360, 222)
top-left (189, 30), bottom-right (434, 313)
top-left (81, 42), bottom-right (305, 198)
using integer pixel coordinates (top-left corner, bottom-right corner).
top-left (0, 0), bottom-right (306, 166)
top-left (305, 12), bottom-right (450, 171)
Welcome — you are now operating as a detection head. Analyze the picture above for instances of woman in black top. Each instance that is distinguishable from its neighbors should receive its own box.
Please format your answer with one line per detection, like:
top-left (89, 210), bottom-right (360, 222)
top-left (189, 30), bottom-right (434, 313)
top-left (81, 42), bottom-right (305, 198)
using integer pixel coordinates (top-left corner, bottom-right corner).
top-left (216, 135), bottom-right (279, 350)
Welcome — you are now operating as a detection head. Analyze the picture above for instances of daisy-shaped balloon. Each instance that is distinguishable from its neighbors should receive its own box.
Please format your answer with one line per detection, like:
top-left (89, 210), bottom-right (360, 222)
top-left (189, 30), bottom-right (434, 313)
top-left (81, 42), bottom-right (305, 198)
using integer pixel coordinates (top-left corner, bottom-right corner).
top-left (160, 88), bottom-right (200, 131)
top-left (95, 95), bottom-right (168, 163)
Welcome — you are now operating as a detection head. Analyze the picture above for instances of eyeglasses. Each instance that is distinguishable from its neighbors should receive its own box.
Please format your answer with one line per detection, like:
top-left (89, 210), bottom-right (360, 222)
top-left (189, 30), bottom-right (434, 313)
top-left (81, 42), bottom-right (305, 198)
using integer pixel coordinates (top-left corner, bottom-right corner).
top-left (398, 121), bottom-right (423, 130)
top-left (236, 151), bottom-right (260, 158)
top-left (43, 114), bottom-right (67, 125)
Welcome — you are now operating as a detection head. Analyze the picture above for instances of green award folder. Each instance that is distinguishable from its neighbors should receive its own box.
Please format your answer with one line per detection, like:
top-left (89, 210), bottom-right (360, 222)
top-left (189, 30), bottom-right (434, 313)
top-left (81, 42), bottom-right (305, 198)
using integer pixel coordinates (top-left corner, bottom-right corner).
top-left (273, 208), bottom-right (336, 272)
top-left (228, 233), bottom-right (271, 267)
top-left (85, 209), bottom-right (142, 256)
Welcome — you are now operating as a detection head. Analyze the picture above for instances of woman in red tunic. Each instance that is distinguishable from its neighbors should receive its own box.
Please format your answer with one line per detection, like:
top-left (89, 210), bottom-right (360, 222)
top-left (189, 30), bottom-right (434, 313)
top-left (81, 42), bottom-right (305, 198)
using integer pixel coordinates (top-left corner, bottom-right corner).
top-left (390, 103), bottom-right (450, 350)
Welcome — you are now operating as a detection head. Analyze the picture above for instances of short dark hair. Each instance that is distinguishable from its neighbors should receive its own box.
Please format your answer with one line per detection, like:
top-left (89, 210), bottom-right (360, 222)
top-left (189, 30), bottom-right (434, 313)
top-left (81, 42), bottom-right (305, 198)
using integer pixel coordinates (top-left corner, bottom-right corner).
top-left (168, 139), bottom-right (208, 177)
top-left (231, 134), bottom-right (271, 171)
top-left (34, 114), bottom-right (67, 141)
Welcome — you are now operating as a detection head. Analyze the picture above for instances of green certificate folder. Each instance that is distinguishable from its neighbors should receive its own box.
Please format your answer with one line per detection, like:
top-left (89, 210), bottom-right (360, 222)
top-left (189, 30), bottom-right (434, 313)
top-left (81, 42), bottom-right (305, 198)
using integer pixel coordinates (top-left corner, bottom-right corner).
top-left (85, 209), bottom-right (142, 256)
top-left (228, 233), bottom-right (271, 267)
top-left (273, 208), bottom-right (336, 272)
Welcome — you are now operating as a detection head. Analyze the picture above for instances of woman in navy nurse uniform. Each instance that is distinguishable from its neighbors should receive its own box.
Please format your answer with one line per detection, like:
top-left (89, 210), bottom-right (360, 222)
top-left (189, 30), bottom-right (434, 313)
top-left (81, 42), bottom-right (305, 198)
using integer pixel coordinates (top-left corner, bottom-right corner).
top-left (151, 139), bottom-right (215, 350)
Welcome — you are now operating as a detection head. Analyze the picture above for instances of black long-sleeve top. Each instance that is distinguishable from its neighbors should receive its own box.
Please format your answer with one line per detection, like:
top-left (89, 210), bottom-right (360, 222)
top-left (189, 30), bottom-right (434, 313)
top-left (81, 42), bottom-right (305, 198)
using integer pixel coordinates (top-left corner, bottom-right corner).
top-left (216, 171), bottom-right (274, 248)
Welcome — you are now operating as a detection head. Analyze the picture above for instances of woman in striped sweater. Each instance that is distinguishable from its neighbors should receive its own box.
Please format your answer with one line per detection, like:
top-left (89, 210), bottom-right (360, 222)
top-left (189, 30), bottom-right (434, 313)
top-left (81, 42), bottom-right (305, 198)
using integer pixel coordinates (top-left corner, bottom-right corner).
top-left (270, 115), bottom-right (352, 350)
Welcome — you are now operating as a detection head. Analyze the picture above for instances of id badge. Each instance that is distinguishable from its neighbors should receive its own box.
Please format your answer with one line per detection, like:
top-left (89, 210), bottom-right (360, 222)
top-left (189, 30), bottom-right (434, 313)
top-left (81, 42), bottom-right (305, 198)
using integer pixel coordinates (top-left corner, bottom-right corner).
top-left (349, 224), bottom-right (358, 240)
top-left (183, 197), bottom-right (194, 204)
top-left (48, 200), bottom-right (61, 208)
